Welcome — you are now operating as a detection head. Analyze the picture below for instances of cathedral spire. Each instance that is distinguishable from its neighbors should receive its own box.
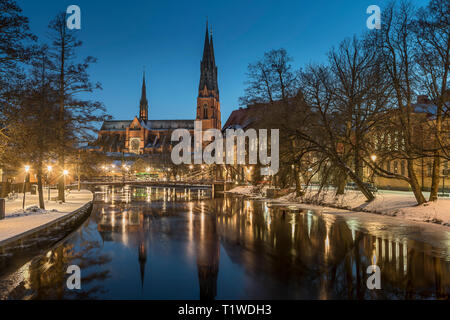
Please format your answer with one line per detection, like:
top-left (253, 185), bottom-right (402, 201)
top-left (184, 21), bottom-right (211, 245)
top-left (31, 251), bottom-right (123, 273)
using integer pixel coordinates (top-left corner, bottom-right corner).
top-left (202, 21), bottom-right (211, 65)
top-left (209, 28), bottom-right (215, 69)
top-left (197, 21), bottom-right (221, 131)
top-left (139, 71), bottom-right (148, 121)
top-left (199, 21), bottom-right (218, 95)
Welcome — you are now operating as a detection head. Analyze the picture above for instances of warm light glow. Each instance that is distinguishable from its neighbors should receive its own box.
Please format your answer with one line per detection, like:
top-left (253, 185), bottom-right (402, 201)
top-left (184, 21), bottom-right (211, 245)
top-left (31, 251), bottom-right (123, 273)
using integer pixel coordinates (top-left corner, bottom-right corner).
top-left (189, 165), bottom-right (194, 170)
top-left (24, 165), bottom-right (30, 173)
top-left (371, 154), bottom-right (377, 162)
top-left (47, 165), bottom-right (52, 172)
top-left (63, 169), bottom-right (69, 176)
top-left (146, 167), bottom-right (150, 172)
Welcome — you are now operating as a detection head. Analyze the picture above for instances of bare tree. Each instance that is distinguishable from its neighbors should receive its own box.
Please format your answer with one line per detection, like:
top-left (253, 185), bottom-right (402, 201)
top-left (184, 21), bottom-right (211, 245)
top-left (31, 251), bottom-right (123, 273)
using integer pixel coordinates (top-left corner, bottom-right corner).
top-left (412, 0), bottom-right (450, 201)
top-left (1, 46), bottom-right (58, 209)
top-left (239, 49), bottom-right (298, 105)
top-left (47, 12), bottom-right (106, 202)
top-left (370, 2), bottom-right (427, 204)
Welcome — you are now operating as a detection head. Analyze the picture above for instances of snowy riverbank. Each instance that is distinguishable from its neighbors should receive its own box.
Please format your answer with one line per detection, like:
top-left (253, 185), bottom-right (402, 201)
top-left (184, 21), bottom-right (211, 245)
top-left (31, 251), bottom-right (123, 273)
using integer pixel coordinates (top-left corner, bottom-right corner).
top-left (0, 190), bottom-right (93, 244)
top-left (226, 186), bottom-right (450, 226)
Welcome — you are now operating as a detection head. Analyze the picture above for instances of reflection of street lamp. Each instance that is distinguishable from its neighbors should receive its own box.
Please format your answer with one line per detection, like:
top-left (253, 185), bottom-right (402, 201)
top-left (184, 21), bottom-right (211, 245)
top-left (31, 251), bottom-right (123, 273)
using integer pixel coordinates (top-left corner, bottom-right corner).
top-left (22, 165), bottom-right (30, 209)
top-left (47, 165), bottom-right (52, 201)
top-left (201, 165), bottom-right (206, 181)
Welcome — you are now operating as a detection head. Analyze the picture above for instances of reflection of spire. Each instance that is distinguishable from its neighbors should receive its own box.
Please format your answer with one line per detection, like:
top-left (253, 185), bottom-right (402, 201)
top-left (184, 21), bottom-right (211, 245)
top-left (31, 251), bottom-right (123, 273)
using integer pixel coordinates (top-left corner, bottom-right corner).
top-left (194, 212), bottom-right (220, 300)
top-left (138, 242), bottom-right (147, 290)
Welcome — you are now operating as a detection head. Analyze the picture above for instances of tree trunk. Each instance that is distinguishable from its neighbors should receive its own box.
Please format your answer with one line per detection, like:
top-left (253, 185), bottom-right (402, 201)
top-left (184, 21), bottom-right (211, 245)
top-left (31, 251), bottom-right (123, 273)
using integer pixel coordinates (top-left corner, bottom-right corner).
top-left (408, 159), bottom-right (426, 205)
top-left (58, 157), bottom-right (65, 202)
top-left (294, 164), bottom-right (304, 197)
top-left (429, 152), bottom-right (441, 201)
top-left (333, 155), bottom-right (374, 201)
top-left (37, 164), bottom-right (45, 210)
top-left (346, 168), bottom-right (374, 202)
top-left (335, 168), bottom-right (347, 195)
top-left (1, 181), bottom-right (9, 198)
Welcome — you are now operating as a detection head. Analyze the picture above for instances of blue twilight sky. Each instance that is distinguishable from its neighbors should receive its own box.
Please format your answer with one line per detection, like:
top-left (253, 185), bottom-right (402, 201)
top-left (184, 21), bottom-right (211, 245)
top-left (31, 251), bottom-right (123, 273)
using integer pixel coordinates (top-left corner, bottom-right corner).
top-left (18, 0), bottom-right (428, 127)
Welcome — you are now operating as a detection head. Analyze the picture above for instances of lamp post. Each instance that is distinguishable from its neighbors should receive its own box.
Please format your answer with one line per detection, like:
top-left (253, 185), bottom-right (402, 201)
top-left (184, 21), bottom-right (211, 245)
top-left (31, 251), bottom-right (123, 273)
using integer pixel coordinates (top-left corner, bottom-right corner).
top-left (22, 165), bottom-right (30, 210)
top-left (47, 165), bottom-right (52, 201)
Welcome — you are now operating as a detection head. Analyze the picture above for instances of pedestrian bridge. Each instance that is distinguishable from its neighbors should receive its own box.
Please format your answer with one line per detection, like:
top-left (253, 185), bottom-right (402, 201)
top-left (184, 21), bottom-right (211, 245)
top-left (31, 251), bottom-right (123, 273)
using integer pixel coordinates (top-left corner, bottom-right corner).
top-left (81, 180), bottom-right (213, 189)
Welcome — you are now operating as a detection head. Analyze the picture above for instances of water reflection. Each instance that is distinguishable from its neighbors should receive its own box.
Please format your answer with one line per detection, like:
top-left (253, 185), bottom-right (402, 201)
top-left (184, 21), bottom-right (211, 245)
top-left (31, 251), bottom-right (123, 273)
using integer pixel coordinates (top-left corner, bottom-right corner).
top-left (1, 185), bottom-right (449, 300)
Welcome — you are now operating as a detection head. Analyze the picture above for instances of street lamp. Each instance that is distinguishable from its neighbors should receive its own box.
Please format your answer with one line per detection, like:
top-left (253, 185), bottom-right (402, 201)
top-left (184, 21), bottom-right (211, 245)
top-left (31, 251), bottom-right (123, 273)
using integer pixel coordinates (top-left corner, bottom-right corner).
top-left (371, 155), bottom-right (377, 162)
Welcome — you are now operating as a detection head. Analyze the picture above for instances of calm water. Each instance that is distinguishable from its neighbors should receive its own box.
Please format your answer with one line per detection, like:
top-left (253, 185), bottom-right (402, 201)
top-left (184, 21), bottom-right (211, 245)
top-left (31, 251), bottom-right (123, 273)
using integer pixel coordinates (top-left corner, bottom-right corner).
top-left (1, 185), bottom-right (450, 300)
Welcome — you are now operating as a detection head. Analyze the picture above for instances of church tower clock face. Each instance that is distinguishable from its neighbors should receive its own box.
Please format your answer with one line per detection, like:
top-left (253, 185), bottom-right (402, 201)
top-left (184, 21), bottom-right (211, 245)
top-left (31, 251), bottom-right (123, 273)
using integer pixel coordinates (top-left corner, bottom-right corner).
top-left (130, 138), bottom-right (141, 154)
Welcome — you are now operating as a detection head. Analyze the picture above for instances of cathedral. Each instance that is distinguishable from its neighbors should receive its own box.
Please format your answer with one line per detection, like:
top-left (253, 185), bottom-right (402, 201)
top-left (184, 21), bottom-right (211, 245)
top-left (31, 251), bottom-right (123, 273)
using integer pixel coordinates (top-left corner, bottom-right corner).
top-left (96, 23), bottom-right (221, 155)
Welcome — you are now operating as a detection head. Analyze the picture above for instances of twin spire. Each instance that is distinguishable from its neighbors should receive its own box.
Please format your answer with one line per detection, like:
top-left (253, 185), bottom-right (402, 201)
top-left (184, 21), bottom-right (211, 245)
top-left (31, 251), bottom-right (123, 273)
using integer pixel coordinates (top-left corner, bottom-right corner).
top-left (139, 21), bottom-right (218, 122)
top-left (199, 21), bottom-right (219, 95)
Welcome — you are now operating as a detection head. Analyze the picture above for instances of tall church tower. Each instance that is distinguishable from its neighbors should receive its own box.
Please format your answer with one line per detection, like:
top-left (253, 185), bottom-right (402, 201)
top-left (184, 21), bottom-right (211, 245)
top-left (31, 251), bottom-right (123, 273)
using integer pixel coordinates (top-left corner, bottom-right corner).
top-left (139, 72), bottom-right (149, 121)
top-left (197, 22), bottom-right (221, 130)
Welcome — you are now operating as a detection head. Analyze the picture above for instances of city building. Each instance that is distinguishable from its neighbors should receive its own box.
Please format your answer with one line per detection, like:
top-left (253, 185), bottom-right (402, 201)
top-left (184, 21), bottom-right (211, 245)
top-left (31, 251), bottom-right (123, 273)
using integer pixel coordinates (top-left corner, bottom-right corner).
top-left (95, 23), bottom-right (221, 155)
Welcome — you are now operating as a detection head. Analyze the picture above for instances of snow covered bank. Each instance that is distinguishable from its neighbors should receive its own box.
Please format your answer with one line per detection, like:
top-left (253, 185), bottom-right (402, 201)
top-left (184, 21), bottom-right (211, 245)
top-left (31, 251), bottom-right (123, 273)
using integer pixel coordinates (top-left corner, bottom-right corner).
top-left (0, 190), bottom-right (93, 244)
top-left (226, 185), bottom-right (270, 198)
top-left (229, 186), bottom-right (450, 226)
top-left (8, 206), bottom-right (59, 218)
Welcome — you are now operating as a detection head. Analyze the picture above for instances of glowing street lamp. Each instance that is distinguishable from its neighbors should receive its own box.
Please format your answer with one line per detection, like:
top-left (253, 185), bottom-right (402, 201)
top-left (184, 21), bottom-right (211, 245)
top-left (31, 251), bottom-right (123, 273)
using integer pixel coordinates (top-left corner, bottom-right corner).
top-left (371, 155), bottom-right (377, 162)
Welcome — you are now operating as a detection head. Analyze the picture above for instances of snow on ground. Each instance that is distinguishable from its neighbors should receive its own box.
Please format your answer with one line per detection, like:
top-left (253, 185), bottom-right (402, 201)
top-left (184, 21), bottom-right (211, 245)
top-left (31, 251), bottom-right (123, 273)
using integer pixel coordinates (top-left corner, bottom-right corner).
top-left (226, 185), bottom-right (256, 195)
top-left (226, 185), bottom-right (270, 198)
top-left (229, 186), bottom-right (450, 226)
top-left (0, 190), bottom-right (93, 243)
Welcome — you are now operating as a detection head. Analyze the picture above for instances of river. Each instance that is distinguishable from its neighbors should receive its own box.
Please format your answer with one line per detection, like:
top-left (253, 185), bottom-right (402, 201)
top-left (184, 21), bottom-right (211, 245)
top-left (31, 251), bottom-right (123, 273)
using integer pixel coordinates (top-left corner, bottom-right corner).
top-left (1, 185), bottom-right (449, 299)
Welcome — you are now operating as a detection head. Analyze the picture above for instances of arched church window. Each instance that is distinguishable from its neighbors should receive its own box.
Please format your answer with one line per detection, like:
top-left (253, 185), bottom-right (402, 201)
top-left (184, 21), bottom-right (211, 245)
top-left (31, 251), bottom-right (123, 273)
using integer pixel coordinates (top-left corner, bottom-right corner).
top-left (203, 104), bottom-right (208, 119)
